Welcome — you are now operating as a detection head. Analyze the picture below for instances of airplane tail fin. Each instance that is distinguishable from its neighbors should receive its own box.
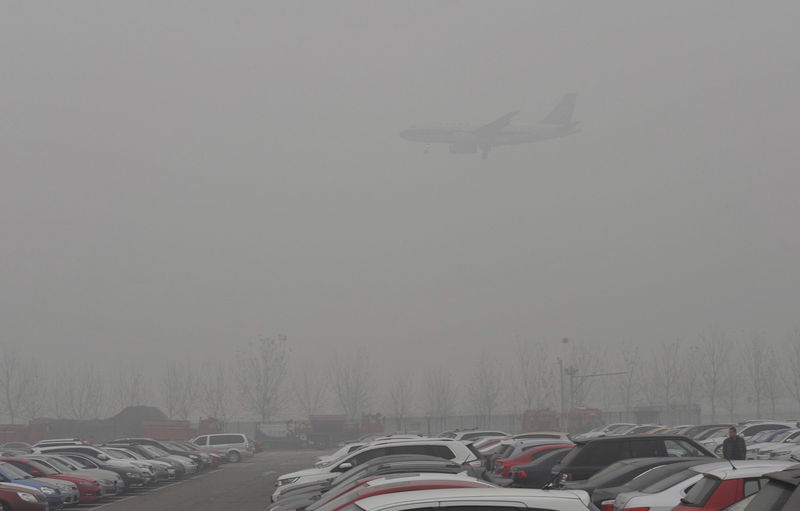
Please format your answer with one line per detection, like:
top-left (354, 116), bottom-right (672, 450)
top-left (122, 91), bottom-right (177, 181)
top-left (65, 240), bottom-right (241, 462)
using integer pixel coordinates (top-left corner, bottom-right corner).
top-left (542, 93), bottom-right (577, 125)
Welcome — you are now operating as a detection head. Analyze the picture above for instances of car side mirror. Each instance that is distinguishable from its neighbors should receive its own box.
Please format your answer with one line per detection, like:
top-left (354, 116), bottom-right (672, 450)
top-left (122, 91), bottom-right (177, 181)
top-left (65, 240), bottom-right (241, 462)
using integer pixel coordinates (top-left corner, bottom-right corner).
top-left (337, 462), bottom-right (353, 471)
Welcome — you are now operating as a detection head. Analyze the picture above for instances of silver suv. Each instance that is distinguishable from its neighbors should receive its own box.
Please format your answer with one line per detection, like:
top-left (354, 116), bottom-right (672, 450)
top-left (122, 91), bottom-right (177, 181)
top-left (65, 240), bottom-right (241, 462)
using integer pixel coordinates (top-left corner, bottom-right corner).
top-left (191, 433), bottom-right (254, 463)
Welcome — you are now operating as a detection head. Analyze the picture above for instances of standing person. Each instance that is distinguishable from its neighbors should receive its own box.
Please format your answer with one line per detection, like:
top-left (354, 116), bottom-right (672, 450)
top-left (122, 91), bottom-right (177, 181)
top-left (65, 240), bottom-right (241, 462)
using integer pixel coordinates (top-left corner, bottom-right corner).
top-left (722, 427), bottom-right (746, 460)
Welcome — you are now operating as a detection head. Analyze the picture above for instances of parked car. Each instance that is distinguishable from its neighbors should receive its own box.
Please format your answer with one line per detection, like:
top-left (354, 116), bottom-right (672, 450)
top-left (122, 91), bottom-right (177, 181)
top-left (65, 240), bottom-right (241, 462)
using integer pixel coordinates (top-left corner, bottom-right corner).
top-left (309, 473), bottom-right (495, 511)
top-left (270, 455), bottom-right (477, 510)
top-left (0, 457), bottom-right (104, 504)
top-left (272, 439), bottom-right (480, 501)
top-left (563, 457), bottom-right (709, 506)
top-left (551, 435), bottom-right (714, 486)
top-left (741, 463), bottom-right (800, 510)
top-left (0, 482), bottom-right (48, 511)
top-left (316, 443), bottom-right (368, 468)
top-left (27, 454), bottom-right (122, 496)
top-left (575, 424), bottom-right (637, 441)
top-left (104, 446), bottom-right (176, 481)
top-left (702, 423), bottom-right (795, 455)
top-left (438, 430), bottom-right (509, 442)
top-left (104, 443), bottom-right (192, 478)
top-left (672, 460), bottom-right (793, 511)
top-left (510, 448), bottom-right (574, 489)
top-left (747, 429), bottom-right (800, 459)
top-left (0, 461), bottom-right (65, 510)
top-left (110, 438), bottom-right (209, 469)
top-left (346, 487), bottom-right (594, 511)
top-left (189, 433), bottom-right (255, 463)
top-left (688, 426), bottom-right (736, 440)
top-left (613, 460), bottom-right (791, 511)
top-left (0, 443), bottom-right (33, 454)
top-left (489, 438), bottom-right (572, 470)
top-left (34, 445), bottom-right (151, 488)
top-left (589, 457), bottom-right (714, 509)
top-left (0, 460), bottom-right (80, 507)
top-left (494, 443), bottom-right (573, 478)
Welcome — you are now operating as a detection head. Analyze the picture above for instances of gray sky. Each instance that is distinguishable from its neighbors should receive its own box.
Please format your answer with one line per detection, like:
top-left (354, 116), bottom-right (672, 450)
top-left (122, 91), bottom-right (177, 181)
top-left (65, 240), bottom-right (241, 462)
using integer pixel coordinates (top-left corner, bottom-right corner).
top-left (2, 1), bottom-right (799, 371)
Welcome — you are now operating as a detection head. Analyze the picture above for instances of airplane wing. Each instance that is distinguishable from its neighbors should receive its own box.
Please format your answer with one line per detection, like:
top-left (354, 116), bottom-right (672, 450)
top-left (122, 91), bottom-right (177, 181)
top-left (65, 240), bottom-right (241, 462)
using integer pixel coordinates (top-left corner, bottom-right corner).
top-left (474, 110), bottom-right (519, 137)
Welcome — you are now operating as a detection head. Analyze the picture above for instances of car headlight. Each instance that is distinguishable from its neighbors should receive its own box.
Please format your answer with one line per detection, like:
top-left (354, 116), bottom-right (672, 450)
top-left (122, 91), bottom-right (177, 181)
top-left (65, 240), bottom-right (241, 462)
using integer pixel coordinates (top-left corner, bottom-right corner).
top-left (41, 487), bottom-right (56, 495)
top-left (18, 492), bottom-right (38, 502)
top-left (278, 477), bottom-right (300, 486)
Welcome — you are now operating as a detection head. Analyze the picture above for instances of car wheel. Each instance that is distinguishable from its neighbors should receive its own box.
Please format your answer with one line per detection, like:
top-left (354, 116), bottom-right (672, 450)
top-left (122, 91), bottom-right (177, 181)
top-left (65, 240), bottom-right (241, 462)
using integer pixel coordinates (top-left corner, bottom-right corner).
top-left (228, 450), bottom-right (242, 463)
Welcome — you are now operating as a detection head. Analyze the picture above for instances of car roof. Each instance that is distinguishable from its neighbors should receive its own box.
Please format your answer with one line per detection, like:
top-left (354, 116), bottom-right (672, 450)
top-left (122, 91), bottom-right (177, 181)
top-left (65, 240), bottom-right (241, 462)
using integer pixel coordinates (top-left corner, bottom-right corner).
top-left (354, 488), bottom-right (591, 511)
top-left (691, 460), bottom-right (794, 480)
top-left (574, 434), bottom-right (696, 445)
top-left (763, 464), bottom-right (800, 486)
top-left (364, 473), bottom-right (482, 487)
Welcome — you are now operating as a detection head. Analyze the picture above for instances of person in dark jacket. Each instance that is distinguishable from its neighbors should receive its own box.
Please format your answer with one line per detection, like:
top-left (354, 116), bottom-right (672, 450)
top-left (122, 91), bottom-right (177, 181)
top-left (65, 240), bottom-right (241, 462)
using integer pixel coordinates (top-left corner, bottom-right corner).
top-left (722, 427), bottom-right (746, 460)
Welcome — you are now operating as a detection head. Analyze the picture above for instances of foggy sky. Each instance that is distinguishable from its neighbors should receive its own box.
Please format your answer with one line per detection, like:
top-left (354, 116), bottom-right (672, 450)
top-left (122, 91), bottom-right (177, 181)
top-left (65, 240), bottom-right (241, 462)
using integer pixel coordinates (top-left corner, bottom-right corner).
top-left (2, 1), bottom-right (799, 373)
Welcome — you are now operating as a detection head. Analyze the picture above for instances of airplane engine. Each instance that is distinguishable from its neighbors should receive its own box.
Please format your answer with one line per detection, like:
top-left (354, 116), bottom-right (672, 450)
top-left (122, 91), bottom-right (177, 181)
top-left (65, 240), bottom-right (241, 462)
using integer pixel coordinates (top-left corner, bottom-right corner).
top-left (449, 141), bottom-right (478, 154)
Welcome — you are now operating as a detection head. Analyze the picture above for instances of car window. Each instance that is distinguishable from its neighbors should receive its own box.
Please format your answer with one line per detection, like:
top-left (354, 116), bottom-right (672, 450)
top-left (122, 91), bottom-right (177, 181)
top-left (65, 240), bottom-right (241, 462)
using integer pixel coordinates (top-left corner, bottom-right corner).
top-left (683, 476), bottom-right (721, 506)
top-left (744, 478), bottom-right (762, 497)
top-left (350, 447), bottom-right (387, 466)
top-left (193, 436), bottom-right (208, 446)
top-left (629, 439), bottom-right (665, 458)
top-left (574, 442), bottom-right (626, 465)
top-left (743, 480), bottom-right (795, 511)
top-left (426, 445), bottom-right (456, 459)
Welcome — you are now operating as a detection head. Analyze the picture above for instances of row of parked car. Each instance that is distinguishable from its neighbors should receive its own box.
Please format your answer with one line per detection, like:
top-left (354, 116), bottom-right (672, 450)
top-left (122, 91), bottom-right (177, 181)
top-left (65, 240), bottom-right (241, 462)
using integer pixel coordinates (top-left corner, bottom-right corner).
top-left (271, 424), bottom-right (800, 511)
top-left (0, 432), bottom-right (255, 510)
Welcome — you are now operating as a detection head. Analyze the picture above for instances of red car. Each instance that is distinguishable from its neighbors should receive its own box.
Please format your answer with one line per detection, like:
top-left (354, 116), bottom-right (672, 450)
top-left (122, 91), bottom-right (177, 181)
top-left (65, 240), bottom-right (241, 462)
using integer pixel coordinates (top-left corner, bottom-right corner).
top-left (0, 482), bottom-right (48, 511)
top-left (672, 470), bottom-right (774, 511)
top-left (0, 457), bottom-right (105, 503)
top-left (312, 475), bottom-right (495, 511)
top-left (494, 443), bottom-right (573, 478)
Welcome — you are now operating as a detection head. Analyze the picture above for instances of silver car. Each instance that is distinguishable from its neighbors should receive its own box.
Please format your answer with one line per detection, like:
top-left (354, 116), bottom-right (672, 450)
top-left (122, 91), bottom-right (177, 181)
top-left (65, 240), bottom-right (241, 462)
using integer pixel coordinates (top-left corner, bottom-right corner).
top-left (191, 433), bottom-right (255, 463)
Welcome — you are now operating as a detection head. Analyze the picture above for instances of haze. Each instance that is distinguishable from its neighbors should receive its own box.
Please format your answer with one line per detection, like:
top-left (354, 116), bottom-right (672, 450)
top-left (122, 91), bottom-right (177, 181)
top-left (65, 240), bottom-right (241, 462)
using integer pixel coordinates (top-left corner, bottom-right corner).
top-left (2, 2), bottom-right (799, 398)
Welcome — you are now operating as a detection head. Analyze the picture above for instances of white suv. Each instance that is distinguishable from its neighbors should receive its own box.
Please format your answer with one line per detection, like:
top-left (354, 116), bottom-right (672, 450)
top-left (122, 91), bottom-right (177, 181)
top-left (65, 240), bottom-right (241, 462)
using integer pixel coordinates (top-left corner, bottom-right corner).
top-left (191, 433), bottom-right (254, 462)
top-left (272, 439), bottom-right (480, 501)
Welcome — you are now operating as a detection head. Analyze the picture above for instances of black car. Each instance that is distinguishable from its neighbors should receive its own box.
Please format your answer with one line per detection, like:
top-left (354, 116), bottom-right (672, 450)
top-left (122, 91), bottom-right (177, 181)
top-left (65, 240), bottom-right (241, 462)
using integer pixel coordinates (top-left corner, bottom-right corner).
top-left (510, 448), bottom-right (572, 489)
top-left (562, 457), bottom-right (712, 507)
top-left (590, 457), bottom-right (716, 507)
top-left (268, 455), bottom-right (476, 511)
top-left (551, 435), bottom-right (714, 486)
top-left (742, 463), bottom-right (800, 511)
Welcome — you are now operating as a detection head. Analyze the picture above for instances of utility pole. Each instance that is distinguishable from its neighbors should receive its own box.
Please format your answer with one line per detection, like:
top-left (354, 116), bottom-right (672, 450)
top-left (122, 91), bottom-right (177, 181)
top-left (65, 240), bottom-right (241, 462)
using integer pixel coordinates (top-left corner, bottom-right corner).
top-left (558, 357), bottom-right (565, 429)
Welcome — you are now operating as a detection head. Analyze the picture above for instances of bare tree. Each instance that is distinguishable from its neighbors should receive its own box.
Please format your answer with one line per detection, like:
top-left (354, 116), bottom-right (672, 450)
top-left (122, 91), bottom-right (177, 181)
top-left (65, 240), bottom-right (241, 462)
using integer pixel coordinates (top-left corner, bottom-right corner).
top-left (200, 360), bottom-right (236, 423)
top-left (616, 342), bottom-right (640, 421)
top-left (56, 363), bottom-right (106, 420)
top-left (467, 354), bottom-right (503, 427)
top-left (784, 328), bottom-right (800, 414)
top-left (762, 344), bottom-right (781, 417)
top-left (722, 354), bottom-right (742, 422)
top-left (653, 338), bottom-right (682, 409)
top-left (511, 339), bottom-right (555, 412)
top-left (0, 344), bottom-right (37, 424)
top-left (331, 353), bottom-right (372, 420)
top-left (161, 361), bottom-right (199, 419)
top-left (388, 370), bottom-right (414, 432)
top-left (236, 336), bottom-right (290, 423)
top-left (114, 359), bottom-right (150, 413)
top-left (679, 346), bottom-right (701, 409)
top-left (567, 341), bottom-right (603, 406)
top-left (294, 368), bottom-right (327, 418)
top-left (424, 367), bottom-right (458, 431)
top-left (743, 333), bottom-right (766, 417)
top-left (698, 329), bottom-right (730, 422)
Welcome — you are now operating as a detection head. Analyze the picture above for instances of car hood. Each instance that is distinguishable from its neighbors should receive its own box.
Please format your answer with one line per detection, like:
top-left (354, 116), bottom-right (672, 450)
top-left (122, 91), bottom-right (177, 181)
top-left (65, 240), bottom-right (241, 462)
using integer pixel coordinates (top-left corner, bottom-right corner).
top-left (279, 467), bottom-right (328, 480)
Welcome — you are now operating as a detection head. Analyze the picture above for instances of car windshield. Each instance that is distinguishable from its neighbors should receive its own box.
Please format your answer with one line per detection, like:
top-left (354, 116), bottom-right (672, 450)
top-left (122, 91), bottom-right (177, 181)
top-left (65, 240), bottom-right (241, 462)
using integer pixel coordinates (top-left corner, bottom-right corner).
top-left (105, 450), bottom-right (130, 460)
top-left (47, 457), bottom-right (78, 471)
top-left (24, 460), bottom-right (59, 476)
top-left (0, 462), bottom-right (32, 480)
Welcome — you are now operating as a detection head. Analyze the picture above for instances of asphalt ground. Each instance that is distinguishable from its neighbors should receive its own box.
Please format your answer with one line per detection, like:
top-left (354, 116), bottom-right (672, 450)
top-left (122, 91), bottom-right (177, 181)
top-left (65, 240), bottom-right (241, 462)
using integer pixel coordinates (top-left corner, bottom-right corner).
top-left (75, 450), bottom-right (322, 511)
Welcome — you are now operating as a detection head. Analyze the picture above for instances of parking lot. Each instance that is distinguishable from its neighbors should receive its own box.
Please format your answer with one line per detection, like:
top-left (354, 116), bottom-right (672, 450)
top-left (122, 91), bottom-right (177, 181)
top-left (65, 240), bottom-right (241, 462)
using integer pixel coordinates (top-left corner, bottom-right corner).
top-left (74, 450), bottom-right (320, 511)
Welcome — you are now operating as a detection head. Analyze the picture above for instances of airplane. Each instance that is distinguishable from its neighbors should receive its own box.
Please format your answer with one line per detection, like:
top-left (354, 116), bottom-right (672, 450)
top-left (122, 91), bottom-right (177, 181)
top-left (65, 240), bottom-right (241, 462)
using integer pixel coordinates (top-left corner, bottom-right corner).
top-left (399, 93), bottom-right (578, 159)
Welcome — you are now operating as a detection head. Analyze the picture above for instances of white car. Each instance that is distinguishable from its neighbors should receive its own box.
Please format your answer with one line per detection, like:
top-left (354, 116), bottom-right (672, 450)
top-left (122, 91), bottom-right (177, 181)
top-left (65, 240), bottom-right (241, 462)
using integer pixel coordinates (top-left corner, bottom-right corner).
top-left (575, 424), bottom-right (636, 441)
top-left (701, 422), bottom-right (794, 455)
top-left (747, 429), bottom-right (800, 459)
top-left (439, 430), bottom-right (509, 442)
top-left (353, 488), bottom-right (593, 511)
top-left (611, 460), bottom-right (792, 511)
top-left (272, 439), bottom-right (479, 501)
